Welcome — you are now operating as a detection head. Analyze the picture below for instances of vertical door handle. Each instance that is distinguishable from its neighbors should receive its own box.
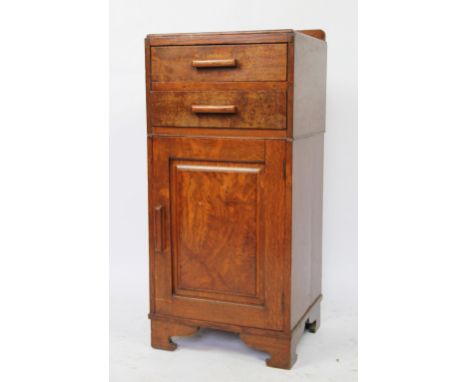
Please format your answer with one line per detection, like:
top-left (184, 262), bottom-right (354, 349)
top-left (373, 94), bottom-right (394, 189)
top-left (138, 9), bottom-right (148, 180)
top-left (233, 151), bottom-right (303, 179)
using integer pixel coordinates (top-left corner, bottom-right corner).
top-left (154, 206), bottom-right (165, 253)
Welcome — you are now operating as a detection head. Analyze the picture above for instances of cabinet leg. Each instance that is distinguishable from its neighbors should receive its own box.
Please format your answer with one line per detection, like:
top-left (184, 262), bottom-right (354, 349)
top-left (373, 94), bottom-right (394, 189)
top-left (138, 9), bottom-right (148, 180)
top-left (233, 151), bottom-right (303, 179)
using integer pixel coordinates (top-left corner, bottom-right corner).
top-left (305, 302), bottom-right (321, 333)
top-left (150, 318), bottom-right (199, 351)
top-left (240, 333), bottom-right (296, 369)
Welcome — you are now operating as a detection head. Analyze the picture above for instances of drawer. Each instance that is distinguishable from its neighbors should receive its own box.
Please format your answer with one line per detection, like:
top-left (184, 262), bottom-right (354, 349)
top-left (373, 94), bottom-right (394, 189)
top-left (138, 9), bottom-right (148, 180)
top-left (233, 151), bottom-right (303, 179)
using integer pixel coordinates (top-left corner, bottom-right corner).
top-left (151, 44), bottom-right (287, 82)
top-left (150, 90), bottom-right (286, 129)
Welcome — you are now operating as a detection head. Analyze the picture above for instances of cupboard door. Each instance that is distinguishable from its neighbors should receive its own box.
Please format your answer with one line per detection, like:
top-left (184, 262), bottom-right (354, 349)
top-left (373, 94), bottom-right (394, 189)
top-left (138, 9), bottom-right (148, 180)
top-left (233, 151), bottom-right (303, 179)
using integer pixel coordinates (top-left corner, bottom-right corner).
top-left (150, 137), bottom-right (286, 330)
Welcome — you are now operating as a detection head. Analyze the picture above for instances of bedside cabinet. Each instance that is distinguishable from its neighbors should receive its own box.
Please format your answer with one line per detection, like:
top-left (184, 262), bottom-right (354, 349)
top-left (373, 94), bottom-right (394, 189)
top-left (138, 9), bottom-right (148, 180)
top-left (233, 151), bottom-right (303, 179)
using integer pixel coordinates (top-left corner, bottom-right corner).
top-left (145, 29), bottom-right (327, 369)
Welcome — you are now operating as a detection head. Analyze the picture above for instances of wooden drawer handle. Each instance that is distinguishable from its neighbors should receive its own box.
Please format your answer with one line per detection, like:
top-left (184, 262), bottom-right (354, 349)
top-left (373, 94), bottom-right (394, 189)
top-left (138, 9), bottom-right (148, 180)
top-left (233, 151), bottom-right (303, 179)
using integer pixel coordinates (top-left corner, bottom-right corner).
top-left (192, 59), bottom-right (237, 68)
top-left (191, 105), bottom-right (237, 114)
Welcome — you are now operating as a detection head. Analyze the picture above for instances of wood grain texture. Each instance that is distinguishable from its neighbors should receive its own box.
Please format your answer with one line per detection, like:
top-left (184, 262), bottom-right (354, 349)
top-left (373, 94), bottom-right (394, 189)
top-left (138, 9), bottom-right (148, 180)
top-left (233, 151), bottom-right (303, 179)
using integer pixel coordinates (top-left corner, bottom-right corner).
top-left (297, 29), bottom-right (326, 41)
top-left (151, 126), bottom-right (288, 139)
top-left (147, 29), bottom-right (293, 46)
top-left (147, 137), bottom-right (156, 314)
top-left (145, 29), bottom-right (327, 369)
top-left (290, 134), bottom-right (324, 328)
top-left (152, 136), bottom-right (286, 330)
top-left (286, 35), bottom-right (295, 138)
top-left (145, 37), bottom-right (152, 134)
top-left (149, 296), bottom-right (321, 369)
top-left (150, 90), bottom-right (286, 129)
top-left (192, 58), bottom-right (237, 68)
top-left (151, 318), bottom-right (199, 350)
top-left (171, 160), bottom-right (264, 305)
top-left (153, 205), bottom-right (164, 254)
top-left (293, 31), bottom-right (327, 137)
top-left (151, 44), bottom-right (287, 82)
top-left (152, 81), bottom-right (288, 92)
top-left (240, 332), bottom-right (295, 369)
top-left (191, 105), bottom-right (237, 114)
top-left (240, 295), bottom-right (321, 369)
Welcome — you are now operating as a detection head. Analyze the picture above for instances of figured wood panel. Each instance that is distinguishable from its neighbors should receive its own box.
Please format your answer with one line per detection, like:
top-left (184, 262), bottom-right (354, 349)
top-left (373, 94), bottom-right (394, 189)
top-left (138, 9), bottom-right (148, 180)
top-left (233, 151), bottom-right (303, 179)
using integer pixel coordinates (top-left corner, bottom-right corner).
top-left (154, 136), bottom-right (265, 161)
top-left (152, 44), bottom-right (286, 84)
top-left (151, 81), bottom-right (288, 91)
top-left (150, 90), bottom-right (286, 129)
top-left (171, 161), bottom-right (264, 304)
top-left (151, 126), bottom-right (287, 139)
top-left (151, 137), bottom-right (286, 330)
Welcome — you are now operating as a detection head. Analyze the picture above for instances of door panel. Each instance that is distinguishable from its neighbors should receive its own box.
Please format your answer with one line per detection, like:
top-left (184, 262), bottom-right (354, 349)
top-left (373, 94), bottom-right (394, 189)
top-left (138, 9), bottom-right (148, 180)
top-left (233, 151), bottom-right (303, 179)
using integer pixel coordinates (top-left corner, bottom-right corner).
top-left (171, 160), bottom-right (264, 305)
top-left (151, 137), bottom-right (285, 330)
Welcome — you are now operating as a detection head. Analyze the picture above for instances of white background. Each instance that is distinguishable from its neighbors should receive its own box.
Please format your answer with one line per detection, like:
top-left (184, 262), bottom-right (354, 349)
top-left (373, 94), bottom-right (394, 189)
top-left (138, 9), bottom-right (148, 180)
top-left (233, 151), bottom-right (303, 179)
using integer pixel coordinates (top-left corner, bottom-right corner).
top-left (1, 1), bottom-right (468, 382)
top-left (110, 0), bottom-right (357, 380)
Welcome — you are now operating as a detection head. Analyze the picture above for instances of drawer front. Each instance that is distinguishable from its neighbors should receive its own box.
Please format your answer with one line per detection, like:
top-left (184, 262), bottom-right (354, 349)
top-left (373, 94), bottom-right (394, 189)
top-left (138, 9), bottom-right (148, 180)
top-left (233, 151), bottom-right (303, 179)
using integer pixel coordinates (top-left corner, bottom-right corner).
top-left (150, 90), bottom-right (287, 130)
top-left (151, 44), bottom-right (287, 82)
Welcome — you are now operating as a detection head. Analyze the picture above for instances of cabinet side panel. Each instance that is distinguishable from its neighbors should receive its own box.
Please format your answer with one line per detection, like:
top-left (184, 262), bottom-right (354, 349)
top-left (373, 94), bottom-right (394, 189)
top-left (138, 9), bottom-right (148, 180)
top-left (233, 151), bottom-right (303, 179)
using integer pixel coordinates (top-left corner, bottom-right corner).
top-left (291, 134), bottom-right (324, 328)
top-left (147, 137), bottom-right (155, 314)
top-left (145, 37), bottom-right (152, 134)
top-left (293, 32), bottom-right (327, 138)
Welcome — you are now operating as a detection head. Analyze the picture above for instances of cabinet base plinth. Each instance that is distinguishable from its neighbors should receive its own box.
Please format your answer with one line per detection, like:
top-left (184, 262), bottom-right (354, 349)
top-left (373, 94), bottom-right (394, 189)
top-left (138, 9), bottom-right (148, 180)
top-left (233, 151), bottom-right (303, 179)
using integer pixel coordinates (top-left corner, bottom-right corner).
top-left (150, 318), bottom-right (199, 351)
top-left (149, 299), bottom-right (321, 369)
top-left (240, 332), bottom-right (296, 369)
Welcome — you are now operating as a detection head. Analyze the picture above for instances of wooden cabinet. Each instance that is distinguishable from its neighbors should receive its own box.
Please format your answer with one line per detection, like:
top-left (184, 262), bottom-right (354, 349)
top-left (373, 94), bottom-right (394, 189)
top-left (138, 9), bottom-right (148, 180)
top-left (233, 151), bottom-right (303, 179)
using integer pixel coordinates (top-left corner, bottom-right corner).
top-left (145, 29), bottom-right (327, 369)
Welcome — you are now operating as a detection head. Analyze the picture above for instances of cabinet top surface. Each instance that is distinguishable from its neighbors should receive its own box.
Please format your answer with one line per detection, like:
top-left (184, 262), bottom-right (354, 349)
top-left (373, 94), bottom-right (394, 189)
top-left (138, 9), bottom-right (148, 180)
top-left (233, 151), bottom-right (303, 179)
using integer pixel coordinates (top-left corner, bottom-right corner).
top-left (146, 29), bottom-right (293, 38)
top-left (146, 29), bottom-right (325, 46)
